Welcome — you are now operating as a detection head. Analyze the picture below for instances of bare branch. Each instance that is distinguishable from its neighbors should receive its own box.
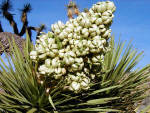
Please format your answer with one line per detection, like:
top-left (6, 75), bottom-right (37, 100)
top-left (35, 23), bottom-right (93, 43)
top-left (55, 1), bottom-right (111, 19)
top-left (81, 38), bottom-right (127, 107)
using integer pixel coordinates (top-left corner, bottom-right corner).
top-left (36, 24), bottom-right (46, 39)
top-left (28, 24), bottom-right (46, 40)
top-left (19, 3), bottom-right (32, 36)
top-left (0, 21), bottom-right (4, 32)
top-left (0, 0), bottom-right (19, 34)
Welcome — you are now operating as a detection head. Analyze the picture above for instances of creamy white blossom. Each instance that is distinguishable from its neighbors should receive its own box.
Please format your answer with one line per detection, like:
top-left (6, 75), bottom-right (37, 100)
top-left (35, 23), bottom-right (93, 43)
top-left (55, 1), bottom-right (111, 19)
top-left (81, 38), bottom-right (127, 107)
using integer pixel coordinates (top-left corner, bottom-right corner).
top-left (30, 1), bottom-right (116, 93)
top-left (30, 51), bottom-right (38, 60)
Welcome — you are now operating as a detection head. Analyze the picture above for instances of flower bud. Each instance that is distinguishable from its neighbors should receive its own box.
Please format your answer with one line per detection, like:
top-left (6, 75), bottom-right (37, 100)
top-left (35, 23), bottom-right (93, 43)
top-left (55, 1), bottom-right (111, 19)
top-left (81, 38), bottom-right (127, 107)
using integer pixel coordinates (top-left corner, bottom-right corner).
top-left (49, 51), bottom-right (55, 58)
top-left (52, 59), bottom-right (58, 68)
top-left (61, 68), bottom-right (66, 75)
top-left (89, 28), bottom-right (95, 33)
top-left (80, 81), bottom-right (88, 87)
top-left (58, 32), bottom-right (65, 40)
top-left (68, 51), bottom-right (76, 57)
top-left (82, 40), bottom-right (87, 45)
top-left (102, 29), bottom-right (111, 38)
top-left (90, 32), bottom-right (97, 37)
top-left (67, 24), bottom-right (74, 29)
top-left (94, 5), bottom-right (99, 12)
top-left (97, 2), bottom-right (107, 13)
top-left (62, 39), bottom-right (68, 46)
top-left (47, 68), bottom-right (54, 74)
top-left (55, 68), bottom-right (62, 74)
top-left (30, 51), bottom-right (38, 60)
top-left (48, 38), bottom-right (55, 45)
top-left (75, 58), bottom-right (83, 63)
top-left (72, 64), bottom-right (78, 69)
top-left (73, 33), bottom-right (78, 39)
top-left (96, 29), bottom-right (101, 35)
top-left (93, 39), bottom-right (98, 45)
top-left (85, 19), bottom-right (91, 28)
top-left (76, 16), bottom-right (82, 22)
top-left (102, 15), bottom-right (108, 21)
top-left (76, 50), bottom-right (81, 56)
top-left (92, 24), bottom-right (98, 29)
top-left (68, 57), bottom-right (75, 64)
top-left (82, 28), bottom-right (88, 34)
top-left (90, 74), bottom-right (95, 79)
top-left (45, 48), bottom-right (50, 52)
top-left (68, 33), bottom-right (73, 39)
top-left (81, 12), bottom-right (87, 17)
top-left (69, 86), bottom-right (73, 91)
top-left (53, 24), bottom-right (59, 30)
top-left (106, 1), bottom-right (116, 12)
top-left (102, 11), bottom-right (110, 16)
top-left (77, 36), bottom-right (81, 39)
top-left (80, 19), bottom-right (86, 26)
top-left (38, 65), bottom-right (47, 74)
top-left (73, 21), bottom-right (79, 27)
top-left (95, 18), bottom-right (103, 25)
top-left (76, 26), bottom-right (82, 32)
top-left (36, 45), bottom-right (45, 54)
top-left (59, 52), bottom-right (64, 58)
top-left (57, 20), bottom-right (64, 29)
top-left (83, 77), bottom-right (90, 84)
top-left (52, 49), bottom-right (58, 54)
top-left (94, 36), bottom-right (101, 40)
top-left (89, 43), bottom-right (95, 49)
top-left (103, 18), bottom-right (112, 24)
top-left (99, 24), bottom-right (105, 28)
top-left (92, 57), bottom-right (98, 63)
top-left (71, 81), bottom-right (80, 91)
top-left (65, 27), bottom-right (73, 33)
top-left (39, 53), bottom-right (47, 59)
top-left (64, 58), bottom-right (70, 65)
top-left (84, 68), bottom-right (89, 74)
top-left (51, 44), bottom-right (58, 49)
top-left (89, 9), bottom-right (94, 14)
top-left (51, 24), bottom-right (54, 31)
top-left (45, 59), bottom-right (51, 67)
top-left (100, 28), bottom-right (106, 32)
top-left (83, 32), bottom-right (89, 38)
top-left (90, 16), bottom-right (97, 23)
top-left (101, 39), bottom-right (106, 44)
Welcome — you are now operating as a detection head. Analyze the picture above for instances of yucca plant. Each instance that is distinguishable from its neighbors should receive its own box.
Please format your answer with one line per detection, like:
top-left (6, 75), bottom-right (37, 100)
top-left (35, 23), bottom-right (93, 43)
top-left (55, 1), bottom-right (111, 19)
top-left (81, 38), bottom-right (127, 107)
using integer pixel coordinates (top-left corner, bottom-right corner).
top-left (0, 34), bottom-right (149, 112)
top-left (0, 1), bottom-right (150, 113)
top-left (0, 33), bottom-right (50, 112)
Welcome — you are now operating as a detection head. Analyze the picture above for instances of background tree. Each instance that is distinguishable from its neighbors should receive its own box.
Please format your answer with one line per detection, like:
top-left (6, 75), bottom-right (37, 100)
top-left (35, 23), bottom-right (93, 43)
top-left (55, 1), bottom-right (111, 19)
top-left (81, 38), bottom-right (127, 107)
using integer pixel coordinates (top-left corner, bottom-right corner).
top-left (0, 0), bottom-right (45, 55)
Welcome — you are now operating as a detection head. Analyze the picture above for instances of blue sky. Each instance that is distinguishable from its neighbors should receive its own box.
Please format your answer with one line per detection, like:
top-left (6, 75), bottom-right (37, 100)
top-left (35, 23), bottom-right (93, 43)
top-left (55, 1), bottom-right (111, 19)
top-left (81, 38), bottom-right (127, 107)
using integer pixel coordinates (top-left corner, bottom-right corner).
top-left (1, 0), bottom-right (150, 68)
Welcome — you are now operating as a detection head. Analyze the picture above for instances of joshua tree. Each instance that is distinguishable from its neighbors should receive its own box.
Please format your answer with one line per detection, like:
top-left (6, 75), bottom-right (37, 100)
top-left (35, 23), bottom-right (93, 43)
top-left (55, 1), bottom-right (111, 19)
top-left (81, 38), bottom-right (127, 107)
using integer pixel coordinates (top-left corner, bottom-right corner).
top-left (0, 0), bottom-right (45, 55)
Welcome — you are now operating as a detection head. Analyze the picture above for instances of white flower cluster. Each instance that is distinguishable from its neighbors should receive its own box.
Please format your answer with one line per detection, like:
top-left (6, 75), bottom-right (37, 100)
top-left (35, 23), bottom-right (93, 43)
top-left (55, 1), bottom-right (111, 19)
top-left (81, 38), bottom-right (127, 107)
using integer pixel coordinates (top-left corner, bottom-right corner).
top-left (66, 72), bottom-right (90, 93)
top-left (30, 1), bottom-right (116, 93)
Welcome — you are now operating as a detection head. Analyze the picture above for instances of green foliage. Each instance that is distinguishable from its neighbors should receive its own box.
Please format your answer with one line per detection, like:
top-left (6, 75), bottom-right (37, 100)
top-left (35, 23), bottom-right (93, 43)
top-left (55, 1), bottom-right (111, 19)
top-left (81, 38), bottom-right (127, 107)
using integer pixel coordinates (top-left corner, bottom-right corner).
top-left (0, 35), bottom-right (149, 113)
top-left (0, 34), bottom-right (50, 112)
top-left (101, 37), bottom-right (150, 111)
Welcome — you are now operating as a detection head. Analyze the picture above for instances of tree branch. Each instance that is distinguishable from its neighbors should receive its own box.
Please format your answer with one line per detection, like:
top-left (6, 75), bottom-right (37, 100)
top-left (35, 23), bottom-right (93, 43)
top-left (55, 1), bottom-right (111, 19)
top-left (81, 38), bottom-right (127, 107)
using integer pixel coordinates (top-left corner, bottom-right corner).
top-left (0, 0), bottom-right (19, 34)
top-left (0, 21), bottom-right (4, 32)
top-left (19, 3), bottom-right (32, 36)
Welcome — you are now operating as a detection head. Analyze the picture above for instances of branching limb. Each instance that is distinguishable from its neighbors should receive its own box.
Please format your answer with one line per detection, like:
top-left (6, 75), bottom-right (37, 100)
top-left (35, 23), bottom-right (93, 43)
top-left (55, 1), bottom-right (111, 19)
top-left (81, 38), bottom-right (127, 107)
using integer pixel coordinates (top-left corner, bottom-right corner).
top-left (19, 3), bottom-right (32, 36)
top-left (28, 24), bottom-right (46, 40)
top-left (0, 0), bottom-right (19, 34)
